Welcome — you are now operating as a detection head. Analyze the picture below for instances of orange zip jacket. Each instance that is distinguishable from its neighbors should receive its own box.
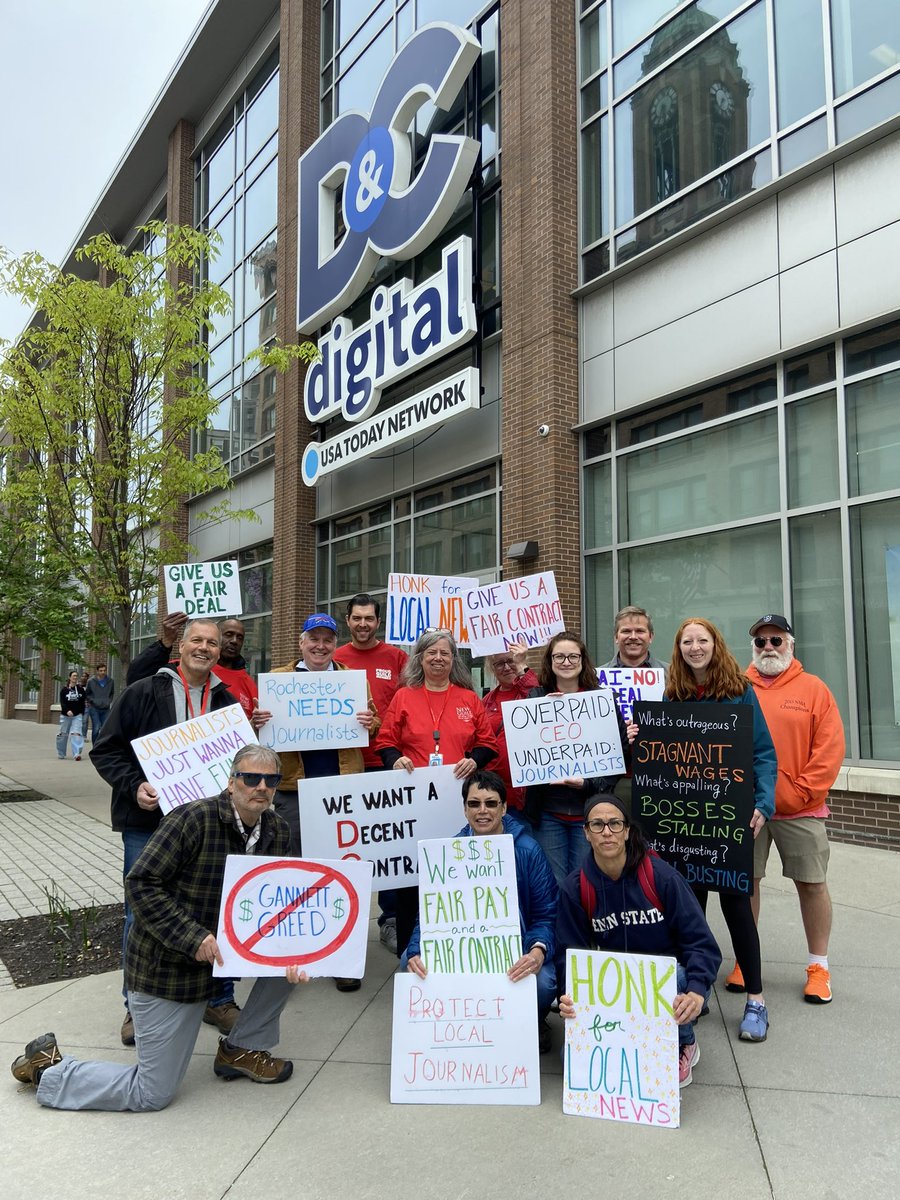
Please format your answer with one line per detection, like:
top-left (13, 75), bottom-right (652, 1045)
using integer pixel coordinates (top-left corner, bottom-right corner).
top-left (745, 658), bottom-right (845, 817)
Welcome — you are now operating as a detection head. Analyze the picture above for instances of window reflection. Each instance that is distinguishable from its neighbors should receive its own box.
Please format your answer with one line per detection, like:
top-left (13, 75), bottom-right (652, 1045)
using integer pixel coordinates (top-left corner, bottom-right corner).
top-left (831, 0), bottom-right (900, 96)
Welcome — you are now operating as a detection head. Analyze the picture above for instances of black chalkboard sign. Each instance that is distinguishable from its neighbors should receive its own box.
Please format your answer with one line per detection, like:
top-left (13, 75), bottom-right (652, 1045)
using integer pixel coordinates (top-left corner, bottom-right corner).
top-left (631, 701), bottom-right (755, 896)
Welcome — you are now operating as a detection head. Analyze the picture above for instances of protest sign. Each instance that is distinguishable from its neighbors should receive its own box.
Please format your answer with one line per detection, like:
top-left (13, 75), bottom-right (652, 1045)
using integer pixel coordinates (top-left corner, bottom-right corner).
top-left (564, 948), bottom-right (679, 1128)
top-left (502, 689), bottom-right (625, 789)
top-left (391, 973), bottom-right (540, 1105)
top-left (632, 701), bottom-right (755, 895)
top-left (595, 665), bottom-right (666, 722)
top-left (131, 704), bottom-right (256, 814)
top-left (462, 572), bottom-right (564, 655)
top-left (213, 855), bottom-right (373, 978)
top-left (256, 670), bottom-right (369, 751)
top-left (298, 764), bottom-right (465, 889)
top-left (417, 835), bottom-right (521, 974)
top-left (163, 560), bottom-right (241, 618)
top-left (384, 573), bottom-right (471, 646)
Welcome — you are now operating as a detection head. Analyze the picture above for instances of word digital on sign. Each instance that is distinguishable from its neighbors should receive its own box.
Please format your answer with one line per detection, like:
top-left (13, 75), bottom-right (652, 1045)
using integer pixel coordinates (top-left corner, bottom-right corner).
top-left (564, 949), bottom-right (679, 1128)
top-left (297, 23), bottom-right (482, 485)
top-left (632, 701), bottom-right (755, 895)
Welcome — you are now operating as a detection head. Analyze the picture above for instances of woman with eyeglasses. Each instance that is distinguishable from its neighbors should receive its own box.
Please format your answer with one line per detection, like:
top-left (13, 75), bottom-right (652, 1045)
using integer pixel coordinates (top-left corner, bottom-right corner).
top-left (522, 631), bottom-right (629, 886)
top-left (556, 794), bottom-right (721, 1088)
top-left (375, 629), bottom-right (498, 954)
top-left (660, 617), bottom-right (777, 1045)
top-left (481, 641), bottom-right (540, 823)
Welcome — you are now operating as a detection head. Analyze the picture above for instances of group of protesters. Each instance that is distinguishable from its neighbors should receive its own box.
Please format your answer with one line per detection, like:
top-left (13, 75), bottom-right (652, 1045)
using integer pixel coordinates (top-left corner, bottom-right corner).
top-left (12, 595), bottom-right (844, 1110)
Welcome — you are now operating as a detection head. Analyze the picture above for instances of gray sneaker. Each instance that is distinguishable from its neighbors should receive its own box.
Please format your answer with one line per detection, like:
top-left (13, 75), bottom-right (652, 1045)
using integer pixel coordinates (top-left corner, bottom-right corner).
top-left (379, 917), bottom-right (398, 956)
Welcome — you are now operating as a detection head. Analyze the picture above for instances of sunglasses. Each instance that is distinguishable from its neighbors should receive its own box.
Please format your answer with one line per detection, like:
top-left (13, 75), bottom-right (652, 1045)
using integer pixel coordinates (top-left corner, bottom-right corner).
top-left (232, 771), bottom-right (282, 788)
top-left (753, 636), bottom-right (784, 648)
top-left (465, 798), bottom-right (503, 809)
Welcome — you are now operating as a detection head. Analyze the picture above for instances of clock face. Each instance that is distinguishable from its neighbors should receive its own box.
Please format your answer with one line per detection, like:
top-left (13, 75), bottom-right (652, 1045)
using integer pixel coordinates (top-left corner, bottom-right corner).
top-left (710, 81), bottom-right (735, 117)
top-left (650, 85), bottom-right (678, 128)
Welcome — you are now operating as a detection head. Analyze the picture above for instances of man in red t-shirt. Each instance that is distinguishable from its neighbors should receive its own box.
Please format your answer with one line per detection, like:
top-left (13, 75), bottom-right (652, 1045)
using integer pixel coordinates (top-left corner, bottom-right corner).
top-left (334, 593), bottom-right (408, 954)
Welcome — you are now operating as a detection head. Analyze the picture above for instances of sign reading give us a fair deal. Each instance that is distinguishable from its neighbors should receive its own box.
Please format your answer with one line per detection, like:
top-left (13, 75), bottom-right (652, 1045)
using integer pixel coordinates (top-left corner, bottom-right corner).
top-left (131, 705), bottom-right (256, 814)
top-left (462, 572), bottom-right (564, 655)
top-left (298, 764), bottom-right (464, 889)
top-left (564, 948), bottom-right (679, 1128)
top-left (163, 560), bottom-right (241, 618)
top-left (385, 573), bottom-right (471, 646)
top-left (501, 689), bottom-right (625, 789)
top-left (595, 666), bottom-right (666, 722)
top-left (391, 973), bottom-right (540, 1105)
top-left (256, 671), bottom-right (369, 751)
top-left (213, 855), bottom-right (373, 978)
top-left (418, 835), bottom-right (521, 974)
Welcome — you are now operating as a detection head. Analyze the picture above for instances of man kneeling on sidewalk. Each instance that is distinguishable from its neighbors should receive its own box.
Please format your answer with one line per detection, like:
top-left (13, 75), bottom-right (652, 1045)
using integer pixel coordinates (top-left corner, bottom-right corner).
top-left (11, 746), bottom-right (308, 1111)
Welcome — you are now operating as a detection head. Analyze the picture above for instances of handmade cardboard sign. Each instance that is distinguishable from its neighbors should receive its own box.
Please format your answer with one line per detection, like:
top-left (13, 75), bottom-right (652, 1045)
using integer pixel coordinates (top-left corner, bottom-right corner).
top-left (595, 666), bottom-right (666, 722)
top-left (417, 835), bottom-right (521, 974)
top-left (384, 573), bottom-right (471, 646)
top-left (391, 973), bottom-right (540, 1105)
top-left (256, 670), bottom-right (369, 751)
top-left (632, 701), bottom-right (755, 895)
top-left (298, 764), bottom-right (464, 889)
top-left (131, 704), bottom-right (256, 814)
top-left (502, 688), bottom-right (625, 789)
top-left (563, 948), bottom-right (679, 1128)
top-left (462, 572), bottom-right (564, 655)
top-left (213, 855), bottom-right (373, 978)
top-left (163, 560), bottom-right (241, 618)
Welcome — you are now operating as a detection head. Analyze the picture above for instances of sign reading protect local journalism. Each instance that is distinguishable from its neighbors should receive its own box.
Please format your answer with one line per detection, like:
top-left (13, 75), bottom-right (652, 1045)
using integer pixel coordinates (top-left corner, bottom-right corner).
top-left (564, 948), bottom-right (679, 1128)
top-left (256, 671), bottom-right (369, 751)
top-left (131, 704), bottom-right (257, 814)
top-left (163, 560), bottom-right (241, 619)
top-left (302, 366), bottom-right (479, 487)
top-left (213, 855), bottom-right (373, 979)
top-left (462, 572), bottom-right (564, 655)
top-left (501, 689), bottom-right (626, 789)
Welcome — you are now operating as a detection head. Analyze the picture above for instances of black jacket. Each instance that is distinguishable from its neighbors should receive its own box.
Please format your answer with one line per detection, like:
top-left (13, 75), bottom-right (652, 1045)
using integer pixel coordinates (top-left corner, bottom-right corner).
top-left (90, 671), bottom-right (236, 833)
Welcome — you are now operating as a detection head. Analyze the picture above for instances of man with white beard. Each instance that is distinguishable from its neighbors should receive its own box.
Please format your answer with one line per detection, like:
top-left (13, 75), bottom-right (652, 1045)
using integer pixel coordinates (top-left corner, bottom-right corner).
top-left (724, 615), bottom-right (845, 1005)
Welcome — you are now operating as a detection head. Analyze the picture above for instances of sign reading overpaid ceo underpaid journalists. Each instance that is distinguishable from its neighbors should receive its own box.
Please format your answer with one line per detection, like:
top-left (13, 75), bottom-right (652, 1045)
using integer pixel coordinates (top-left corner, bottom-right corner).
top-left (296, 23), bottom-right (482, 485)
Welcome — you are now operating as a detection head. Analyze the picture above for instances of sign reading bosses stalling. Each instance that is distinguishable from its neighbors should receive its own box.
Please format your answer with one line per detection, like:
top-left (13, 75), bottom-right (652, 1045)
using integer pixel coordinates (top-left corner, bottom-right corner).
top-left (297, 23), bottom-right (483, 486)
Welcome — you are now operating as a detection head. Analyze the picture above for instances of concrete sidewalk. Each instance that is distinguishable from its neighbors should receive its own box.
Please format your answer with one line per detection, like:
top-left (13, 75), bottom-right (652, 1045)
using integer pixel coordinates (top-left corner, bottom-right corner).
top-left (0, 717), bottom-right (897, 1200)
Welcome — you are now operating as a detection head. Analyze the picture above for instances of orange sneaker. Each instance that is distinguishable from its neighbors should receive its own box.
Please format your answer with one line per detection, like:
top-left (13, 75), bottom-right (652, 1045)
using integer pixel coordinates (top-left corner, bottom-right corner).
top-left (725, 963), bottom-right (746, 992)
top-left (803, 964), bottom-right (832, 1004)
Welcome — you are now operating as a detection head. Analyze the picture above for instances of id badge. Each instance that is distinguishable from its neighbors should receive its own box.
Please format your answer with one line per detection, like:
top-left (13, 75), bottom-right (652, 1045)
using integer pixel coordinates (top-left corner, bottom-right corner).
top-left (428, 752), bottom-right (444, 767)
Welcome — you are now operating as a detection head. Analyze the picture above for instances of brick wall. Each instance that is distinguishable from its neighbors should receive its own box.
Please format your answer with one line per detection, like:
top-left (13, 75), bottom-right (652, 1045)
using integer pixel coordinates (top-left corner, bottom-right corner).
top-left (827, 790), bottom-right (900, 852)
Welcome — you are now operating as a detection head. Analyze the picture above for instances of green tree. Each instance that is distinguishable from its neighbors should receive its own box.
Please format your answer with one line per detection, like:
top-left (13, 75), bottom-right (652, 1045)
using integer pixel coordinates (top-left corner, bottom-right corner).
top-left (0, 221), bottom-right (314, 675)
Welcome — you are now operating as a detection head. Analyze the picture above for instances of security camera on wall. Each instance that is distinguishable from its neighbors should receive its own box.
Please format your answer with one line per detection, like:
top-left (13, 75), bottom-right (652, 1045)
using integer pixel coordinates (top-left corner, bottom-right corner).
top-left (537, 424), bottom-right (550, 437)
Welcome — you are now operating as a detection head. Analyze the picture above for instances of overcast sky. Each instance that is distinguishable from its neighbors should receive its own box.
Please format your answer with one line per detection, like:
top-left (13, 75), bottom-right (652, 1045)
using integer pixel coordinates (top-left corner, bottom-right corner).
top-left (0, 0), bottom-right (211, 343)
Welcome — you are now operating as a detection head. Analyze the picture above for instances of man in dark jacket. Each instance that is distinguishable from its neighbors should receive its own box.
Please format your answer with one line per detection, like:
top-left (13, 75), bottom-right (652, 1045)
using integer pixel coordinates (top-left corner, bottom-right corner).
top-left (91, 618), bottom-right (242, 1043)
top-left (12, 747), bottom-right (306, 1111)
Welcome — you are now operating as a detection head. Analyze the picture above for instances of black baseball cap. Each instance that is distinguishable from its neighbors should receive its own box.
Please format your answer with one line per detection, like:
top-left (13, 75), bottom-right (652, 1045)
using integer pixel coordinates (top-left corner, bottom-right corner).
top-left (748, 614), bottom-right (794, 636)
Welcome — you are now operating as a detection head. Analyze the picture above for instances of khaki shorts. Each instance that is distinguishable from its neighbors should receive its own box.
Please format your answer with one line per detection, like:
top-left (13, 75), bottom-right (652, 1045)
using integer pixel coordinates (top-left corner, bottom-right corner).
top-left (754, 816), bottom-right (830, 883)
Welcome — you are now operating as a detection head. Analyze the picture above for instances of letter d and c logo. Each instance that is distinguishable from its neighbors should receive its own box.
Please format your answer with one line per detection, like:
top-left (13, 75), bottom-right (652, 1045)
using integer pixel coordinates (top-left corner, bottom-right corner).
top-left (297, 23), bottom-right (481, 334)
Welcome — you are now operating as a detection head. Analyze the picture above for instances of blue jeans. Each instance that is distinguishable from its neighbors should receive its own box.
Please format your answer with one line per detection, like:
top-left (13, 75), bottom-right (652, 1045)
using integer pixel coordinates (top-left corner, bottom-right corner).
top-left (87, 706), bottom-right (110, 741)
top-left (533, 814), bottom-right (586, 887)
top-left (121, 829), bottom-right (234, 1011)
top-left (56, 714), bottom-right (84, 759)
top-left (676, 963), bottom-right (707, 1047)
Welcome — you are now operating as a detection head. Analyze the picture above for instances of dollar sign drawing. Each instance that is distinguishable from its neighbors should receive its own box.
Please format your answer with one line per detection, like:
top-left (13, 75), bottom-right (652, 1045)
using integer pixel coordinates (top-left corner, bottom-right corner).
top-left (452, 838), bottom-right (465, 861)
top-left (483, 839), bottom-right (493, 861)
top-left (332, 897), bottom-right (345, 919)
top-left (238, 899), bottom-right (253, 922)
top-left (468, 838), bottom-right (479, 860)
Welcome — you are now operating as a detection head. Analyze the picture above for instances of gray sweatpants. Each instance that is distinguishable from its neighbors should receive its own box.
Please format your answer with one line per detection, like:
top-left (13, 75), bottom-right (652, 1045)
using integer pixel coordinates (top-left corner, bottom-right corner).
top-left (35, 976), bottom-right (293, 1112)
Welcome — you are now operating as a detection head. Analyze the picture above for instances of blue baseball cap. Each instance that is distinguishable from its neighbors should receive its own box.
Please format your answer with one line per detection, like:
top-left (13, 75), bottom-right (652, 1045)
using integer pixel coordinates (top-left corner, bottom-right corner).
top-left (302, 612), bottom-right (337, 634)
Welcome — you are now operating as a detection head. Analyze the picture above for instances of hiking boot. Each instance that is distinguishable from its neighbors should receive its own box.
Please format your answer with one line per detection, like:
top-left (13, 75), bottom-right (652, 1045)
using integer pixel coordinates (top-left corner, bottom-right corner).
top-left (538, 1019), bottom-right (552, 1055)
top-left (678, 1039), bottom-right (699, 1088)
top-left (11, 1033), bottom-right (62, 1087)
top-left (804, 964), bottom-right (832, 1004)
top-left (725, 963), bottom-right (746, 992)
top-left (379, 917), bottom-right (398, 956)
top-left (739, 999), bottom-right (769, 1042)
top-left (334, 977), bottom-right (361, 992)
top-left (214, 1040), bottom-right (293, 1083)
top-left (203, 1000), bottom-right (242, 1034)
top-left (121, 1011), bottom-right (135, 1046)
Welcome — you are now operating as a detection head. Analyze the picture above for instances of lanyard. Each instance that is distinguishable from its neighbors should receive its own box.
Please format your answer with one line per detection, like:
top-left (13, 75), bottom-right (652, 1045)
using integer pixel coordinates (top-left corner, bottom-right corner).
top-left (425, 687), bottom-right (450, 753)
top-left (177, 667), bottom-right (210, 718)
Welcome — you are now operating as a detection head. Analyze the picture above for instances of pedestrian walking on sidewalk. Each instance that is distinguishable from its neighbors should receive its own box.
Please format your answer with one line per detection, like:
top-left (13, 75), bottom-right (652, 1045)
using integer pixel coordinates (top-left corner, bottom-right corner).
top-left (56, 670), bottom-right (86, 761)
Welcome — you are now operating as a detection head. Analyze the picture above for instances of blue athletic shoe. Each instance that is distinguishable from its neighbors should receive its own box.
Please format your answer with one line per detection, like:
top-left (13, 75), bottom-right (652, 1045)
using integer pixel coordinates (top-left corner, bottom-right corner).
top-left (739, 999), bottom-right (769, 1042)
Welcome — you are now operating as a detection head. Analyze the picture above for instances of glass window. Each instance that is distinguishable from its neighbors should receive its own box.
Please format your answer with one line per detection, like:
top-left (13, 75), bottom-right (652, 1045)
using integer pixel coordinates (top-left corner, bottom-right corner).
top-left (786, 392), bottom-right (839, 508)
top-left (246, 75), bottom-right (279, 163)
top-left (414, 494), bottom-right (496, 576)
top-left (779, 116), bottom-right (829, 172)
top-left (584, 461), bottom-right (612, 548)
top-left (582, 115), bottom-right (609, 245)
top-left (844, 320), bottom-right (900, 375)
top-left (851, 498), bottom-right (900, 760)
top-left (784, 345), bottom-right (836, 395)
top-left (774, 0), bottom-right (826, 127)
top-left (584, 552), bottom-right (613, 664)
top-left (620, 521), bottom-right (783, 656)
top-left (789, 510), bottom-right (851, 735)
top-left (614, 0), bottom-right (740, 97)
top-left (244, 160), bottom-right (277, 255)
top-left (337, 24), bottom-right (392, 114)
top-left (416, 0), bottom-right (481, 31)
top-left (581, 2), bottom-right (608, 80)
top-left (835, 70), bottom-right (900, 143)
top-left (846, 369), bottom-right (900, 497)
top-left (830, 0), bottom-right (900, 96)
top-left (613, 0), bottom-right (683, 55)
top-left (619, 410), bottom-right (779, 541)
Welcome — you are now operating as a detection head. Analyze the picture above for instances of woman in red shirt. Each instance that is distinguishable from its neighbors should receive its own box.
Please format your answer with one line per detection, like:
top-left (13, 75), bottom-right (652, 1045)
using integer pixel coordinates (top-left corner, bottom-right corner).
top-left (481, 642), bottom-right (539, 818)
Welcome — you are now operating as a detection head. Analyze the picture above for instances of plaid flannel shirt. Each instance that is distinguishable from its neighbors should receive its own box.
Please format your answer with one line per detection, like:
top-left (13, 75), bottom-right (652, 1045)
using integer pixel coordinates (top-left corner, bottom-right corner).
top-left (124, 791), bottom-right (291, 1004)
